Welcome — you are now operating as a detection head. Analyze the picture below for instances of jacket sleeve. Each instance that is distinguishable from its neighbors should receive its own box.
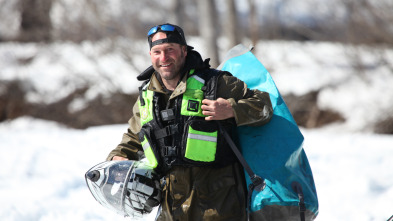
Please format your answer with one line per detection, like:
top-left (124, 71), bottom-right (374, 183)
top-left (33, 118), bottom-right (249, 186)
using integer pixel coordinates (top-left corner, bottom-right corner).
top-left (106, 100), bottom-right (144, 161)
top-left (217, 74), bottom-right (273, 127)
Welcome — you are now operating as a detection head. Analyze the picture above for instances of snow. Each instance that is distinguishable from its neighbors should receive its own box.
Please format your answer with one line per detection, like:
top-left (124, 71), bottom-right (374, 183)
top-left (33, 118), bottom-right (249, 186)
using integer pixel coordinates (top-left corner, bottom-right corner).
top-left (303, 128), bottom-right (393, 220)
top-left (1, 38), bottom-right (393, 220)
top-left (1, 117), bottom-right (393, 221)
top-left (0, 117), bottom-right (155, 221)
top-left (0, 39), bottom-right (147, 104)
top-left (253, 41), bottom-right (393, 132)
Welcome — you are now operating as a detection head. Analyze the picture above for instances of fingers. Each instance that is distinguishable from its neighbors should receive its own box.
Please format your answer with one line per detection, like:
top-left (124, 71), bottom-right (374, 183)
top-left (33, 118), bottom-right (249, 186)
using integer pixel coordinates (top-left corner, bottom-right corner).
top-left (112, 156), bottom-right (128, 161)
top-left (201, 99), bottom-right (213, 110)
top-left (201, 98), bottom-right (234, 121)
top-left (205, 114), bottom-right (214, 121)
top-left (201, 98), bottom-right (222, 111)
top-left (201, 99), bottom-right (217, 117)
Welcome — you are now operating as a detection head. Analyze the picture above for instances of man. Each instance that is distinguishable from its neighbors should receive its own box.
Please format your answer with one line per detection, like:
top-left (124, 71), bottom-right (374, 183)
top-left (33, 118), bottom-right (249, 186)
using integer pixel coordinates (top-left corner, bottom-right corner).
top-left (107, 23), bottom-right (273, 221)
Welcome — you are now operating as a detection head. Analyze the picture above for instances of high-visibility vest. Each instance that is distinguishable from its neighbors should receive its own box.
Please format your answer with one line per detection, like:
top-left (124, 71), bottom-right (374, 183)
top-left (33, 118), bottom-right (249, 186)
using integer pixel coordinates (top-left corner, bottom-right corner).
top-left (137, 69), bottom-right (236, 171)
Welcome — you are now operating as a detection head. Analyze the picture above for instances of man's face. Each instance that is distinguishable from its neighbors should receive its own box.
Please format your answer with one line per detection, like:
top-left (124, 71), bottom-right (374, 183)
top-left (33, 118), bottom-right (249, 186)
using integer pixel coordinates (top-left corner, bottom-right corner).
top-left (149, 32), bottom-right (187, 82)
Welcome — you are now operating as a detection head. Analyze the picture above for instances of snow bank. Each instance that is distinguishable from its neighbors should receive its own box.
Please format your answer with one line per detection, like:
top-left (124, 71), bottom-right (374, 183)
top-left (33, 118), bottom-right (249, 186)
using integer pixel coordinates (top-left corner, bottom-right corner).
top-left (1, 39), bottom-right (393, 132)
top-left (0, 39), bottom-right (148, 104)
top-left (253, 41), bottom-right (393, 132)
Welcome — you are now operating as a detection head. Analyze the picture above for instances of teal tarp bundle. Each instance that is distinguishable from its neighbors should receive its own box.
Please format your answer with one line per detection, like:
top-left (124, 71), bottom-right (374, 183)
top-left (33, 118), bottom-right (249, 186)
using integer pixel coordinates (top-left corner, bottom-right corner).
top-left (219, 45), bottom-right (318, 220)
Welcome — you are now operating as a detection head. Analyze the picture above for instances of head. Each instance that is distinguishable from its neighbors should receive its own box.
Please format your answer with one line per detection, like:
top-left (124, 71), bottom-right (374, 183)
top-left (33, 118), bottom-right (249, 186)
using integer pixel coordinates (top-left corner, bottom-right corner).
top-left (147, 24), bottom-right (188, 84)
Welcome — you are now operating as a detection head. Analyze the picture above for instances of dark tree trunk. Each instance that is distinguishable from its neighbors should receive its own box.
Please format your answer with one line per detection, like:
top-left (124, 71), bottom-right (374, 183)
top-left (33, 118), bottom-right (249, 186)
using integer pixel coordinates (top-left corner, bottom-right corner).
top-left (18, 0), bottom-right (52, 42)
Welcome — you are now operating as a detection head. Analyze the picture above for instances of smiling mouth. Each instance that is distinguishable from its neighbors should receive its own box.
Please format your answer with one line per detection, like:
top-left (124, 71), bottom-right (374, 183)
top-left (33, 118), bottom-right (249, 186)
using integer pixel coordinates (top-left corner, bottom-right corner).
top-left (160, 63), bottom-right (172, 67)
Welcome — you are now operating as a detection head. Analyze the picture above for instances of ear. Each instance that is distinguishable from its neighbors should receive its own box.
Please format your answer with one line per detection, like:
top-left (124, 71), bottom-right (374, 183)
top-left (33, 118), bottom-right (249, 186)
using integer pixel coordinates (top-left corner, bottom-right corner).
top-left (182, 45), bottom-right (187, 56)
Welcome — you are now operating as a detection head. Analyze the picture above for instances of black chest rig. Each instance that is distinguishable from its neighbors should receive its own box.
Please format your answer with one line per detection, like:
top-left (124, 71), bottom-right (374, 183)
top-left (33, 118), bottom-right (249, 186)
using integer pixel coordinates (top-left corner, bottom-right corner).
top-left (137, 69), bottom-right (237, 174)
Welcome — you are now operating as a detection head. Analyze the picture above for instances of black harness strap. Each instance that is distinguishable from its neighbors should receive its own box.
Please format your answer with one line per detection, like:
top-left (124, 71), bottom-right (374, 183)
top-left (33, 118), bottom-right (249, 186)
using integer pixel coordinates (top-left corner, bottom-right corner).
top-left (292, 181), bottom-right (306, 221)
top-left (218, 123), bottom-right (265, 221)
top-left (154, 124), bottom-right (179, 139)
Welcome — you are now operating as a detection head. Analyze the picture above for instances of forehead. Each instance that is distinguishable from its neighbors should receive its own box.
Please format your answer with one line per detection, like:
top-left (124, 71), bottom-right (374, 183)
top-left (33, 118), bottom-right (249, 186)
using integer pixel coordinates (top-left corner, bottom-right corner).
top-left (151, 32), bottom-right (167, 42)
top-left (151, 42), bottom-right (181, 51)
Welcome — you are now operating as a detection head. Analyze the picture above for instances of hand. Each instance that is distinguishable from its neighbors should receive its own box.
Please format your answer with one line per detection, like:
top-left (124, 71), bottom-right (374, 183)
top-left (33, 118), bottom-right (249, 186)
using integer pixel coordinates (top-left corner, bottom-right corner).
top-left (201, 98), bottom-right (234, 121)
top-left (112, 156), bottom-right (128, 161)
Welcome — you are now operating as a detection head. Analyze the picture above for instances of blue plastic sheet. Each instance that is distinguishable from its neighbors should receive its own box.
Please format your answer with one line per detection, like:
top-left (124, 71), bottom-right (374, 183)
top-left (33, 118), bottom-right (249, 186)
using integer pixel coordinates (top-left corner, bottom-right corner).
top-left (220, 45), bottom-right (318, 215)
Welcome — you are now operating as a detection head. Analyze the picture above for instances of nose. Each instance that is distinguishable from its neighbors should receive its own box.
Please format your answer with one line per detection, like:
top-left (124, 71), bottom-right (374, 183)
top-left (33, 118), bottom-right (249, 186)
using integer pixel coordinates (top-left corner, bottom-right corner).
top-left (160, 51), bottom-right (169, 62)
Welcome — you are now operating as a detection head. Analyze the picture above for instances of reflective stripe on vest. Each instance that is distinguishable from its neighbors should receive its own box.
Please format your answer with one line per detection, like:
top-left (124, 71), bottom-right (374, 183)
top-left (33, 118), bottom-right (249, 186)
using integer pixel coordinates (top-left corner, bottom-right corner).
top-left (141, 136), bottom-right (158, 168)
top-left (188, 133), bottom-right (217, 142)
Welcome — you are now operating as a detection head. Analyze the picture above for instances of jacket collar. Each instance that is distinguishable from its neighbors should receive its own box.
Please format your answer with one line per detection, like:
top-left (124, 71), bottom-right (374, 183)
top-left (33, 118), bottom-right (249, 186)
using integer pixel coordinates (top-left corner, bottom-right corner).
top-left (148, 71), bottom-right (188, 100)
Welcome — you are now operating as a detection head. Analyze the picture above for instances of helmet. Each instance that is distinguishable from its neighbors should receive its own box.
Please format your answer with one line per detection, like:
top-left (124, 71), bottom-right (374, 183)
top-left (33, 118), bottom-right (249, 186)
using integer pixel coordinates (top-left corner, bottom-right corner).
top-left (85, 160), bottom-right (162, 218)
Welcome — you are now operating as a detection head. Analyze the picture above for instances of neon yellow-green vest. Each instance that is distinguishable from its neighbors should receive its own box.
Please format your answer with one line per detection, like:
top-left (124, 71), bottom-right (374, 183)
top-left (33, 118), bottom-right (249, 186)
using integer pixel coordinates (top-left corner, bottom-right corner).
top-left (138, 69), bottom-right (236, 171)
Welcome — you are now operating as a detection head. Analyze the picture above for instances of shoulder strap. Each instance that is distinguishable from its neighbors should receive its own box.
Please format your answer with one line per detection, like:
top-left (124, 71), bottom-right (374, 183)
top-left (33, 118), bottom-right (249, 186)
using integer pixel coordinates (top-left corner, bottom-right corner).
top-left (138, 80), bottom-right (150, 106)
top-left (217, 122), bottom-right (265, 220)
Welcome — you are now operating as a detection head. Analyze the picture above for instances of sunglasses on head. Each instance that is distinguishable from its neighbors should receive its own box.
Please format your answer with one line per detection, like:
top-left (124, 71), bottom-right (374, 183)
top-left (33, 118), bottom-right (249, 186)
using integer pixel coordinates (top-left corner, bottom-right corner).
top-left (147, 24), bottom-right (177, 37)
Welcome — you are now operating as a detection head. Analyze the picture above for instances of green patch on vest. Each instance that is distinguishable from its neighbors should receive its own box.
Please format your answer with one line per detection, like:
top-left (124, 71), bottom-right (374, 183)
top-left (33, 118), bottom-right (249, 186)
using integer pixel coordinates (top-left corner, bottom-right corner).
top-left (185, 126), bottom-right (217, 162)
top-left (180, 74), bottom-right (206, 117)
top-left (139, 89), bottom-right (154, 125)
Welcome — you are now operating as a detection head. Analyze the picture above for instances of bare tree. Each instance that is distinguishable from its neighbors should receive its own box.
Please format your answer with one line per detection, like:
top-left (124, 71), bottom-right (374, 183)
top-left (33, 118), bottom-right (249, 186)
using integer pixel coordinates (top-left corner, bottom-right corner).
top-left (198, 0), bottom-right (219, 67)
top-left (18, 0), bottom-right (52, 42)
top-left (248, 0), bottom-right (259, 46)
top-left (225, 0), bottom-right (240, 49)
top-left (342, 0), bottom-right (393, 45)
top-left (171, 0), bottom-right (185, 28)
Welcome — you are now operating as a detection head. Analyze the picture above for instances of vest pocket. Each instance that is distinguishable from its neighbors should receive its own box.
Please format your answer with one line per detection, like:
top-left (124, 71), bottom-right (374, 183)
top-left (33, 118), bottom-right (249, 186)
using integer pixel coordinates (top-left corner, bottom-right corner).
top-left (181, 89), bottom-right (205, 117)
top-left (183, 120), bottom-right (218, 163)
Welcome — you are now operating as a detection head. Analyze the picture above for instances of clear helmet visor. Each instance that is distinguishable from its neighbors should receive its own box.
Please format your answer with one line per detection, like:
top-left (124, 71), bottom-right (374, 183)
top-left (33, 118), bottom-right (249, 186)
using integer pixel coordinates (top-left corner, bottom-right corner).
top-left (85, 160), bottom-right (135, 216)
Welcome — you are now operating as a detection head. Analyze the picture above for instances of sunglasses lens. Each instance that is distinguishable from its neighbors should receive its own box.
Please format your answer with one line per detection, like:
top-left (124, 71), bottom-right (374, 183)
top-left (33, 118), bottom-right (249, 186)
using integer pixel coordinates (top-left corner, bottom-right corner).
top-left (147, 25), bottom-right (176, 37)
top-left (160, 24), bottom-right (175, 32)
top-left (147, 26), bottom-right (158, 37)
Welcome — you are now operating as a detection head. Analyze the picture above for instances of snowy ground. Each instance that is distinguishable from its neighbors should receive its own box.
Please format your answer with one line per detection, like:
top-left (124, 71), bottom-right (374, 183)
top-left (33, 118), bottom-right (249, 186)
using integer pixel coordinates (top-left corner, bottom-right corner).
top-left (1, 117), bottom-right (393, 221)
top-left (1, 39), bottom-right (393, 220)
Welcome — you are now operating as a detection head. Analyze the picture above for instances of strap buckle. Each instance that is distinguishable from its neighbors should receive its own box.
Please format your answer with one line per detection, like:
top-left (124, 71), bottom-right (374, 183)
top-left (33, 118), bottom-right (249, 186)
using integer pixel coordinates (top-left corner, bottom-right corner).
top-left (154, 124), bottom-right (179, 139)
top-left (164, 146), bottom-right (177, 157)
top-left (250, 175), bottom-right (265, 191)
top-left (161, 109), bottom-right (175, 121)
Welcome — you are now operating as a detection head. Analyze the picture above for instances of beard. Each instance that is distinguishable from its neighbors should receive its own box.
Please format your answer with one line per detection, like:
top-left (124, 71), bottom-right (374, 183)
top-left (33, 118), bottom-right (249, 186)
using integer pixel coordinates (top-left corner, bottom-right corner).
top-left (153, 49), bottom-right (187, 81)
